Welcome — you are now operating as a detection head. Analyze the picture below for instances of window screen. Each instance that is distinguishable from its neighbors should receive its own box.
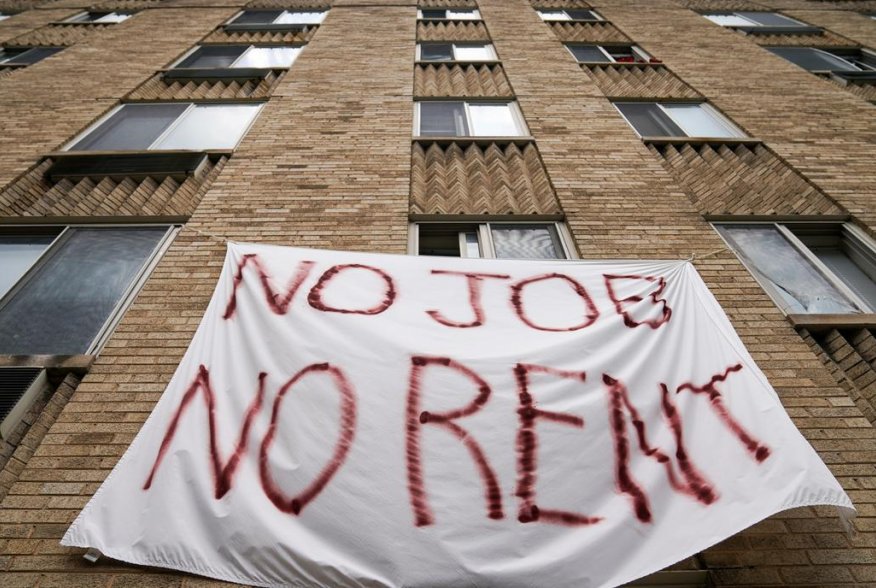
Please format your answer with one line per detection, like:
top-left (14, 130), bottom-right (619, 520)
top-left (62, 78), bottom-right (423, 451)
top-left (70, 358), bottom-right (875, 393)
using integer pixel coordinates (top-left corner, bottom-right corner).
top-left (154, 104), bottom-right (262, 150)
top-left (234, 47), bottom-right (300, 68)
top-left (418, 102), bottom-right (468, 136)
top-left (767, 47), bottom-right (859, 72)
top-left (275, 11), bottom-right (325, 24)
top-left (703, 13), bottom-right (752, 26)
top-left (468, 103), bottom-right (521, 136)
top-left (70, 103), bottom-right (188, 151)
top-left (0, 227), bottom-right (168, 354)
top-left (615, 103), bottom-right (684, 137)
top-left (420, 43), bottom-right (454, 61)
top-left (231, 10), bottom-right (281, 25)
top-left (175, 46), bottom-right (244, 69)
top-left (0, 234), bottom-right (57, 299)
top-left (453, 45), bottom-right (494, 61)
top-left (737, 11), bottom-right (802, 26)
top-left (717, 225), bottom-right (861, 314)
top-left (491, 225), bottom-right (564, 259)
top-left (0, 47), bottom-right (63, 66)
top-left (567, 45), bottom-right (611, 63)
top-left (661, 104), bottom-right (740, 138)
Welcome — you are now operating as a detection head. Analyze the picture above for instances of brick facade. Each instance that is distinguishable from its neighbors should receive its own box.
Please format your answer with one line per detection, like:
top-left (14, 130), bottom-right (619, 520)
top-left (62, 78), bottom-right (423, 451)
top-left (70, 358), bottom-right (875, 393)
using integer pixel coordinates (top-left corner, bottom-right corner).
top-left (0, 0), bottom-right (875, 585)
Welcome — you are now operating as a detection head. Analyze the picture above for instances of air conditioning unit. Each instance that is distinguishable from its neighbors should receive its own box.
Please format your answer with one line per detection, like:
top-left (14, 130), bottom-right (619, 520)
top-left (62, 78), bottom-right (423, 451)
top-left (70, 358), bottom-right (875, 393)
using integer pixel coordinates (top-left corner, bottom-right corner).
top-left (0, 368), bottom-right (47, 440)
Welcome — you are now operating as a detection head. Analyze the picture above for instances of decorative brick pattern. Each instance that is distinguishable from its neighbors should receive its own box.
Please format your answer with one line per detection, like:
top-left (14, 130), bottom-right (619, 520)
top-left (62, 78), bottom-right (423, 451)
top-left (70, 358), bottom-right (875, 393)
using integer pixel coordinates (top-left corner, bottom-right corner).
top-left (417, 19), bottom-right (490, 41)
top-left (0, 0), bottom-right (46, 10)
top-left (804, 328), bottom-right (876, 424)
top-left (414, 62), bottom-right (512, 97)
top-left (127, 70), bottom-right (285, 100)
top-left (648, 141), bottom-right (843, 215)
top-left (202, 25), bottom-right (316, 43)
top-left (546, 20), bottom-right (631, 42)
top-left (582, 63), bottom-right (702, 99)
top-left (0, 8), bottom-right (79, 44)
top-left (93, 0), bottom-right (163, 10)
top-left (745, 29), bottom-right (856, 46)
top-left (246, 0), bottom-right (331, 7)
top-left (410, 140), bottom-right (559, 215)
top-left (4, 22), bottom-right (112, 46)
top-left (0, 155), bottom-right (228, 217)
top-left (530, 0), bottom-right (592, 7)
top-left (828, 76), bottom-right (876, 101)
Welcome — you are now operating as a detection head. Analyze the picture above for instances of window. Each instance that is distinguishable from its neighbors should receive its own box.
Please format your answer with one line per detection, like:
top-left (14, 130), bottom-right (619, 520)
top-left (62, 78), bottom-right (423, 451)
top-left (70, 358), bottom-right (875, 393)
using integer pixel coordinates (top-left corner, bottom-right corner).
top-left (566, 44), bottom-right (651, 63)
top-left (227, 10), bottom-right (326, 26)
top-left (716, 223), bottom-right (876, 315)
top-left (0, 47), bottom-right (63, 66)
top-left (413, 222), bottom-right (574, 259)
top-left (0, 225), bottom-right (175, 355)
top-left (66, 102), bottom-right (264, 151)
top-left (537, 9), bottom-right (600, 22)
top-left (173, 45), bottom-right (301, 69)
top-left (0, 13), bottom-right (10, 21)
top-left (614, 102), bottom-right (745, 139)
top-left (767, 47), bottom-right (876, 74)
top-left (417, 43), bottom-right (497, 62)
top-left (703, 11), bottom-right (809, 28)
top-left (415, 101), bottom-right (527, 137)
top-left (65, 11), bottom-right (132, 24)
top-left (417, 9), bottom-right (480, 20)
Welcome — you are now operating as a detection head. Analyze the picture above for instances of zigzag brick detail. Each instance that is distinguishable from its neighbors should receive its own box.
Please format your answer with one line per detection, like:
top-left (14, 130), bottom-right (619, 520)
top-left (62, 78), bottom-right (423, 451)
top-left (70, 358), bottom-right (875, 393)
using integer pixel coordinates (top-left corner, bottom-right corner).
top-left (582, 64), bottom-right (702, 99)
top-left (547, 21), bottom-right (630, 43)
top-left (203, 26), bottom-right (316, 44)
top-left (748, 29), bottom-right (855, 47)
top-left (127, 70), bottom-right (284, 100)
top-left (410, 140), bottom-right (560, 215)
top-left (832, 78), bottom-right (876, 101)
top-left (414, 63), bottom-right (512, 97)
top-left (417, 20), bottom-right (490, 41)
top-left (811, 328), bottom-right (876, 425)
top-left (93, 0), bottom-right (164, 11)
top-left (5, 23), bottom-right (111, 47)
top-left (0, 156), bottom-right (228, 218)
top-left (0, 0), bottom-right (45, 11)
top-left (419, 0), bottom-right (478, 8)
top-left (648, 141), bottom-right (842, 216)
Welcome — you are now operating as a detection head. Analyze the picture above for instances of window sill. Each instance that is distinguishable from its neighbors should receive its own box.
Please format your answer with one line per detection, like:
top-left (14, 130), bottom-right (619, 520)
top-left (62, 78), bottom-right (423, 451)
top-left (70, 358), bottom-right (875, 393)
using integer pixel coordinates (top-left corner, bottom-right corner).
top-left (543, 19), bottom-right (604, 24)
top-left (415, 60), bottom-right (502, 66)
top-left (0, 354), bottom-right (94, 377)
top-left (789, 313), bottom-right (876, 332)
top-left (222, 23), bottom-right (316, 32)
top-left (162, 67), bottom-right (281, 80)
top-left (413, 136), bottom-right (535, 144)
top-left (418, 19), bottom-right (483, 24)
top-left (642, 136), bottom-right (761, 146)
top-left (579, 61), bottom-right (662, 67)
top-left (829, 71), bottom-right (876, 85)
top-left (732, 25), bottom-right (823, 35)
top-left (45, 151), bottom-right (226, 182)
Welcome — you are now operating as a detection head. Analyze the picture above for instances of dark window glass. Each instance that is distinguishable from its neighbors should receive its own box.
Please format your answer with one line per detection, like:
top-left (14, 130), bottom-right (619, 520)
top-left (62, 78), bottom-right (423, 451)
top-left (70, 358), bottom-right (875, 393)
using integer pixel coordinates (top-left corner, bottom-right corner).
top-left (0, 47), bottom-right (63, 65)
top-left (231, 10), bottom-right (281, 25)
top-left (70, 103), bottom-right (188, 151)
top-left (767, 47), bottom-right (859, 72)
top-left (419, 102), bottom-right (468, 136)
top-left (567, 45), bottom-right (610, 63)
top-left (567, 10), bottom-right (598, 21)
top-left (615, 103), bottom-right (685, 137)
top-left (420, 10), bottom-right (446, 19)
top-left (418, 224), bottom-right (475, 257)
top-left (175, 46), bottom-right (244, 68)
top-left (420, 43), bottom-right (454, 61)
top-left (0, 227), bottom-right (167, 354)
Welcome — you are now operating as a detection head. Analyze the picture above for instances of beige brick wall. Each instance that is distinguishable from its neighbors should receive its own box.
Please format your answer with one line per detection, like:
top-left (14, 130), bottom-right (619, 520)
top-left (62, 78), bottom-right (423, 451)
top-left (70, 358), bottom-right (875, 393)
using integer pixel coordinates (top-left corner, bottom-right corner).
top-left (1, 0), bottom-right (876, 585)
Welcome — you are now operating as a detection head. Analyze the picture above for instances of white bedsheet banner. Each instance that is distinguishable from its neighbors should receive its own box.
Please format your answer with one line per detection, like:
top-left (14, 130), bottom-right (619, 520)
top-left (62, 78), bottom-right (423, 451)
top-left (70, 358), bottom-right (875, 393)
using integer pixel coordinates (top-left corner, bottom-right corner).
top-left (63, 242), bottom-right (853, 587)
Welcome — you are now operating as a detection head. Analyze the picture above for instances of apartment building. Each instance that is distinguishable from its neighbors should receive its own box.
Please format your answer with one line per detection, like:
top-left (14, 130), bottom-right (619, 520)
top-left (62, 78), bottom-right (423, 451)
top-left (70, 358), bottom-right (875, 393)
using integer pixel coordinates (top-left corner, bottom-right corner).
top-left (0, 0), bottom-right (875, 585)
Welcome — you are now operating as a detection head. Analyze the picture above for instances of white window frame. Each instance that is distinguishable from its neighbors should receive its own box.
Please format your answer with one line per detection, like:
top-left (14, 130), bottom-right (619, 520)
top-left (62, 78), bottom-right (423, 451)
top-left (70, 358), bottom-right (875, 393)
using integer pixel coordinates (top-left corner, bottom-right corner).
top-left (703, 11), bottom-right (806, 28)
top-left (413, 100), bottom-right (529, 137)
top-left (613, 101), bottom-right (746, 139)
top-left (417, 9), bottom-right (481, 21)
top-left (64, 11), bottom-right (133, 24)
top-left (63, 101), bottom-right (265, 152)
top-left (226, 10), bottom-right (327, 25)
top-left (565, 44), bottom-right (650, 63)
top-left (170, 44), bottom-right (302, 69)
top-left (415, 43), bottom-right (497, 62)
top-left (537, 9), bottom-right (602, 22)
top-left (714, 221), bottom-right (876, 315)
top-left (0, 224), bottom-right (178, 355)
top-left (409, 220), bottom-right (577, 259)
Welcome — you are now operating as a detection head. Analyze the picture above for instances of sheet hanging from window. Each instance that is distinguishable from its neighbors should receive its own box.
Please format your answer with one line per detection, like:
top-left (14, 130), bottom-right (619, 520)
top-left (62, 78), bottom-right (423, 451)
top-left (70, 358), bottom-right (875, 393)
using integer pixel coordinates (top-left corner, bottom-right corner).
top-left (63, 242), bottom-right (853, 588)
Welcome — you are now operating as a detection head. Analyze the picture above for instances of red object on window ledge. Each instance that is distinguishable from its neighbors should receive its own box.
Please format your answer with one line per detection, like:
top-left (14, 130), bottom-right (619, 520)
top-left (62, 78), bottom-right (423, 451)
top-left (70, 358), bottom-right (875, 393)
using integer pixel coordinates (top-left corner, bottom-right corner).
top-left (616, 56), bottom-right (634, 63)
top-left (649, 57), bottom-right (662, 63)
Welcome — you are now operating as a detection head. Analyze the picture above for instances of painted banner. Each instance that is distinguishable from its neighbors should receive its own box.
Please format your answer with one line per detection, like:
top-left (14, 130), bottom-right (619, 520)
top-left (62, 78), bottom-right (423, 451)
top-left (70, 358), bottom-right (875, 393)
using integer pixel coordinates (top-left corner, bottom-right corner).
top-left (63, 242), bottom-right (853, 587)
